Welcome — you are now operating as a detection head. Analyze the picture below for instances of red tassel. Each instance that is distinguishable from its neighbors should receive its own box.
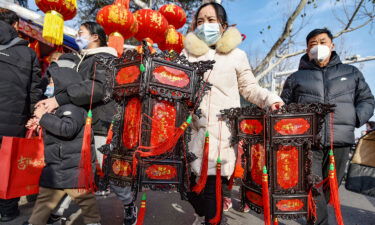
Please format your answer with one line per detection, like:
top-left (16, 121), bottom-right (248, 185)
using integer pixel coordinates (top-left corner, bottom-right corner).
top-left (192, 131), bottom-right (210, 194)
top-left (108, 32), bottom-right (124, 57)
top-left (328, 163), bottom-right (344, 225)
top-left (106, 121), bottom-right (114, 144)
top-left (228, 140), bottom-right (245, 190)
top-left (136, 115), bottom-right (192, 158)
top-left (273, 218), bottom-right (278, 225)
top-left (308, 189), bottom-right (317, 222)
top-left (262, 166), bottom-right (271, 225)
top-left (227, 174), bottom-right (234, 191)
top-left (136, 193), bottom-right (147, 225)
top-left (209, 158), bottom-right (222, 225)
top-left (78, 110), bottom-right (95, 192)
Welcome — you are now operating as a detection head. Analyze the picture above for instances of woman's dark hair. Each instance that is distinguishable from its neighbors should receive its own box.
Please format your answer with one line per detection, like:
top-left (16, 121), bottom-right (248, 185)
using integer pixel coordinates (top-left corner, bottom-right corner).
top-left (81, 21), bottom-right (107, 47)
top-left (0, 8), bottom-right (19, 26)
top-left (306, 28), bottom-right (333, 44)
top-left (193, 2), bottom-right (228, 30)
top-left (367, 121), bottom-right (375, 130)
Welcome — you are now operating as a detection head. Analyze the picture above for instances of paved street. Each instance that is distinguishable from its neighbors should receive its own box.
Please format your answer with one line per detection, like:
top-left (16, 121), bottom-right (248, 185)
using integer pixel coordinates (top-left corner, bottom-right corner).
top-left (3, 184), bottom-right (375, 225)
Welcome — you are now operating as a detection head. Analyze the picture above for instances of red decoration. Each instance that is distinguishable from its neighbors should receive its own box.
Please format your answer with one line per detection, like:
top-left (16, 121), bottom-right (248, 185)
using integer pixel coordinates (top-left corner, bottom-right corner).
top-left (276, 146), bottom-right (299, 189)
top-left (246, 190), bottom-right (263, 206)
top-left (159, 4), bottom-right (186, 29)
top-left (123, 98), bottom-right (142, 149)
top-left (240, 119), bottom-right (263, 135)
top-left (250, 144), bottom-right (265, 185)
top-left (35, 0), bottom-right (77, 45)
top-left (116, 65), bottom-right (141, 85)
top-left (134, 9), bottom-right (169, 44)
top-left (150, 101), bottom-right (177, 146)
top-left (136, 193), bottom-right (147, 225)
top-left (192, 132), bottom-right (209, 194)
top-left (153, 66), bottom-right (190, 88)
top-left (112, 160), bottom-right (132, 177)
top-left (209, 159), bottom-right (222, 225)
top-left (262, 167), bottom-right (271, 225)
top-left (97, 0), bottom-right (138, 56)
top-left (145, 165), bottom-right (177, 180)
top-left (158, 26), bottom-right (184, 53)
top-left (274, 118), bottom-right (310, 135)
top-left (276, 199), bottom-right (304, 211)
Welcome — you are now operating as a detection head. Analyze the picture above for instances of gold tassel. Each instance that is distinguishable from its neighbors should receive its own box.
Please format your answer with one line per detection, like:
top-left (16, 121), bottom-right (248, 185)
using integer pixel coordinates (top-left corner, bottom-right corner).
top-left (43, 10), bottom-right (64, 46)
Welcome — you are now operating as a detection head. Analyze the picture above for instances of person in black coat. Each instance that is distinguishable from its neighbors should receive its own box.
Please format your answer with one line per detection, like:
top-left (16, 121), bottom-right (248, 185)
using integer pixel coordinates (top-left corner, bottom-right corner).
top-left (281, 28), bottom-right (375, 225)
top-left (24, 62), bottom-right (101, 225)
top-left (0, 8), bottom-right (43, 222)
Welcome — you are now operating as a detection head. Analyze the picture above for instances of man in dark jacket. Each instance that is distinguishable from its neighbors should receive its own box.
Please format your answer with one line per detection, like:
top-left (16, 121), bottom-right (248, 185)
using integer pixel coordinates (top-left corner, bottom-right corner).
top-left (24, 63), bottom-right (101, 225)
top-left (0, 8), bottom-right (42, 222)
top-left (281, 28), bottom-right (374, 225)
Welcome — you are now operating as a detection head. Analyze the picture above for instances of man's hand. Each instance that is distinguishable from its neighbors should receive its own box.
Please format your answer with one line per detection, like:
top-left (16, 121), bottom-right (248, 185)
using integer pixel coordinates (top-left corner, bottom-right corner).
top-left (35, 97), bottom-right (59, 113)
top-left (271, 102), bottom-right (285, 111)
top-left (34, 105), bottom-right (48, 119)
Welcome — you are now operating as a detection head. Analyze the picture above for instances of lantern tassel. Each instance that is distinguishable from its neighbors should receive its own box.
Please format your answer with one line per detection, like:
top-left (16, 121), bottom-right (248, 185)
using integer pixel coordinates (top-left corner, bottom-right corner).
top-left (307, 189), bottom-right (317, 222)
top-left (228, 140), bottom-right (245, 190)
top-left (136, 193), bottom-right (147, 225)
top-left (108, 32), bottom-right (124, 57)
top-left (262, 166), bottom-right (271, 225)
top-left (78, 110), bottom-right (95, 192)
top-left (328, 153), bottom-right (344, 225)
top-left (192, 131), bottom-right (210, 194)
top-left (209, 157), bottom-right (222, 225)
top-left (43, 10), bottom-right (64, 45)
top-left (136, 115), bottom-right (192, 158)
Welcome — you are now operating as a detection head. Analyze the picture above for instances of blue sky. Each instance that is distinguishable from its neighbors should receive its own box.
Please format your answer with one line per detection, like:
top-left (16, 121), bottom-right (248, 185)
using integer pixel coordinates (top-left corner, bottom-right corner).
top-left (28, 0), bottom-right (374, 136)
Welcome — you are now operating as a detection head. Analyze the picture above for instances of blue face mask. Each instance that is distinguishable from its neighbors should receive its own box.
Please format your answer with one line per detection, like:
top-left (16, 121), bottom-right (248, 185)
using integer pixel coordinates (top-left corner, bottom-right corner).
top-left (75, 36), bottom-right (90, 51)
top-left (44, 85), bottom-right (54, 98)
top-left (194, 23), bottom-right (222, 46)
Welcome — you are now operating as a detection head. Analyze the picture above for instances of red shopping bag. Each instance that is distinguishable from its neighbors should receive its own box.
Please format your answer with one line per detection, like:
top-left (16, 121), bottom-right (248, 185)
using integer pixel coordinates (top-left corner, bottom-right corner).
top-left (0, 129), bottom-right (44, 199)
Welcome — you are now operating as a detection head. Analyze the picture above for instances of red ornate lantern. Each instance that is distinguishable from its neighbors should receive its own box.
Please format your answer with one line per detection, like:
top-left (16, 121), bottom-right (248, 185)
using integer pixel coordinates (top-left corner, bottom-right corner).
top-left (97, 0), bottom-right (138, 56)
top-left (35, 0), bottom-right (77, 45)
top-left (158, 25), bottom-right (184, 53)
top-left (159, 4), bottom-right (186, 30)
top-left (134, 9), bottom-right (169, 44)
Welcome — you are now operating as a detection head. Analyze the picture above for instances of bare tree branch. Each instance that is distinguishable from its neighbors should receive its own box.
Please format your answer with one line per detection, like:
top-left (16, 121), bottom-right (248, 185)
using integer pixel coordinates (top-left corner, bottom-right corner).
top-left (253, 0), bottom-right (308, 75)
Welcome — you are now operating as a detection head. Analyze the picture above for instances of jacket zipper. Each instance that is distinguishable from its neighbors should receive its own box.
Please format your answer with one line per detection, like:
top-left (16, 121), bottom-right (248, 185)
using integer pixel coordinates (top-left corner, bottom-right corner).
top-left (322, 67), bottom-right (328, 146)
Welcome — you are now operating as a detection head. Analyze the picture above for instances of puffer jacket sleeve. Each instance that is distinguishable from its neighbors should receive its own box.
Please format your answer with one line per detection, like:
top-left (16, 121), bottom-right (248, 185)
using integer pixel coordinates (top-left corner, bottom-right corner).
top-left (354, 69), bottom-right (374, 127)
top-left (55, 58), bottom-right (108, 106)
top-left (236, 50), bottom-right (283, 108)
top-left (280, 75), bottom-right (296, 104)
top-left (39, 105), bottom-right (85, 139)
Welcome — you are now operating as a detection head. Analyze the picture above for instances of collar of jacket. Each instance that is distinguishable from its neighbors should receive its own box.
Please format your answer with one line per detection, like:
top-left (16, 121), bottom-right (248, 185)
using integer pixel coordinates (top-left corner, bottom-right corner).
top-left (299, 51), bottom-right (342, 70)
top-left (183, 26), bottom-right (242, 57)
top-left (80, 47), bottom-right (117, 57)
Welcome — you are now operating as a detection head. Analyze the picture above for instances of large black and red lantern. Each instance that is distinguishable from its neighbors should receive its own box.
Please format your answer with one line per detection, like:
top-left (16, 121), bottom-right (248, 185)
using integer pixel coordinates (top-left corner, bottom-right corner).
top-left (96, 0), bottom-right (138, 56)
top-left (35, 0), bottom-right (77, 45)
top-left (133, 9), bottom-right (169, 44)
top-left (159, 4), bottom-right (187, 30)
top-left (96, 43), bottom-right (214, 194)
top-left (221, 103), bottom-right (332, 222)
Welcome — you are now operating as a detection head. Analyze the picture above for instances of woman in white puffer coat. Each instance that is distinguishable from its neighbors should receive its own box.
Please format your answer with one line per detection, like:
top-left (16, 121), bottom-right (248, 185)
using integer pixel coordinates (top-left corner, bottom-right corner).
top-left (183, 2), bottom-right (284, 224)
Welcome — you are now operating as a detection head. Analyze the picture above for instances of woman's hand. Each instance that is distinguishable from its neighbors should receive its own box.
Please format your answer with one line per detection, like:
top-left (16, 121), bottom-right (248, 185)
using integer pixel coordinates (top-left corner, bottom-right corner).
top-left (34, 105), bottom-right (48, 120)
top-left (26, 117), bottom-right (38, 129)
top-left (35, 97), bottom-right (59, 113)
top-left (271, 102), bottom-right (284, 111)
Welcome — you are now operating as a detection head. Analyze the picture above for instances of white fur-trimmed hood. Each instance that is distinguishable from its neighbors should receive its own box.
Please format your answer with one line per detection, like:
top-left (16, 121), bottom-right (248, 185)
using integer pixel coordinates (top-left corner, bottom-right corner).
top-left (184, 26), bottom-right (242, 57)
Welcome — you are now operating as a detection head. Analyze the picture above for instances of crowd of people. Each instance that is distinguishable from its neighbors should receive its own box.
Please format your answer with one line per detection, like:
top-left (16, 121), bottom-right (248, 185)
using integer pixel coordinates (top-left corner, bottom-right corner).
top-left (0, 2), bottom-right (374, 225)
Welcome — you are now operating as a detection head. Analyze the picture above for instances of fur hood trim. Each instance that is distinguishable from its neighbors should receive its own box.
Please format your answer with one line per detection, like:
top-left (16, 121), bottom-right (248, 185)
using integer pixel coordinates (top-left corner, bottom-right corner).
top-left (184, 27), bottom-right (242, 56)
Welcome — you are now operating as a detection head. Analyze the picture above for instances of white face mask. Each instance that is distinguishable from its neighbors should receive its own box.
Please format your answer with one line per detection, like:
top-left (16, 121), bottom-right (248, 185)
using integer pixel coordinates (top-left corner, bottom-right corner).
top-left (194, 23), bottom-right (222, 46)
top-left (309, 45), bottom-right (332, 63)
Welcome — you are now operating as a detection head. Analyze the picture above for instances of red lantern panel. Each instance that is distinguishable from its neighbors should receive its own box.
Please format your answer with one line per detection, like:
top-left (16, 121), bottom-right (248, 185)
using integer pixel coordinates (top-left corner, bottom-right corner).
top-left (150, 101), bottom-right (177, 146)
top-left (116, 65), bottom-right (141, 85)
top-left (112, 160), bottom-right (132, 177)
top-left (240, 119), bottom-right (263, 135)
top-left (250, 144), bottom-right (265, 185)
top-left (245, 190), bottom-right (263, 207)
top-left (276, 146), bottom-right (299, 189)
top-left (145, 164), bottom-right (177, 180)
top-left (276, 199), bottom-right (304, 211)
top-left (274, 118), bottom-right (310, 135)
top-left (153, 66), bottom-right (190, 88)
top-left (123, 98), bottom-right (142, 149)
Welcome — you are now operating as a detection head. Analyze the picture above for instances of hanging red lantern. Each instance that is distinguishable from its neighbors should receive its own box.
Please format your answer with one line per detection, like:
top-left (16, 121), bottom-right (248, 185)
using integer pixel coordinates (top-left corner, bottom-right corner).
top-left (158, 25), bottom-right (184, 53)
top-left (97, 0), bottom-right (138, 56)
top-left (159, 4), bottom-right (187, 29)
top-left (134, 9), bottom-right (169, 44)
top-left (35, 0), bottom-right (77, 45)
